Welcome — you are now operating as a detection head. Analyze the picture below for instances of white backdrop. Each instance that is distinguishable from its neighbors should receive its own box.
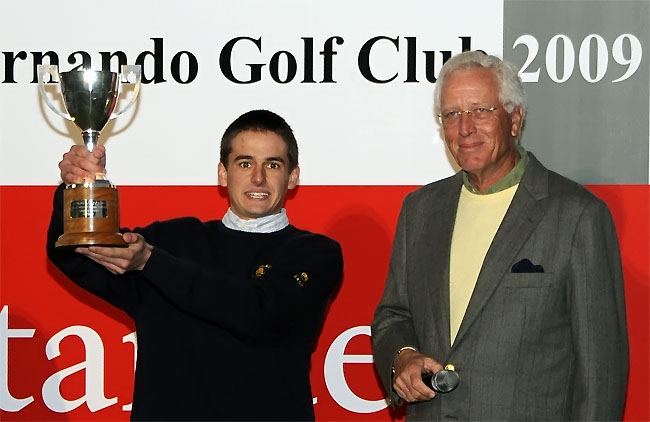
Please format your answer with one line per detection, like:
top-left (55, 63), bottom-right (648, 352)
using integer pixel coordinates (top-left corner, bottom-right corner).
top-left (1, 0), bottom-right (502, 186)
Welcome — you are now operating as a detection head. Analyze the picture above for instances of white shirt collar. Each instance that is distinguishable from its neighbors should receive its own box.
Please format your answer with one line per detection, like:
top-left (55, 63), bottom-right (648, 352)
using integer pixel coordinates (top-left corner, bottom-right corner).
top-left (221, 208), bottom-right (289, 233)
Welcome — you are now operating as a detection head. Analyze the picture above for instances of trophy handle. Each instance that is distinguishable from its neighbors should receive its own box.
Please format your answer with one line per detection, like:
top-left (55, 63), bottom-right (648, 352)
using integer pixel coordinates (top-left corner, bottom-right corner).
top-left (109, 65), bottom-right (141, 120)
top-left (37, 65), bottom-right (73, 121)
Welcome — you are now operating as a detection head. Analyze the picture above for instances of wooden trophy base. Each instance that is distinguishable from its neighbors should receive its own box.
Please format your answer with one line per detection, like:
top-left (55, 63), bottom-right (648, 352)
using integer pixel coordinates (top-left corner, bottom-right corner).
top-left (56, 232), bottom-right (127, 248)
top-left (55, 181), bottom-right (127, 248)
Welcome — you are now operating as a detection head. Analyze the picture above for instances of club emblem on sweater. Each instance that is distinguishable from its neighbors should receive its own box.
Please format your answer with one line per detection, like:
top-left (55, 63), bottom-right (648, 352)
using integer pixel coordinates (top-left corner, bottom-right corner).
top-left (255, 264), bottom-right (272, 277)
top-left (294, 272), bottom-right (309, 287)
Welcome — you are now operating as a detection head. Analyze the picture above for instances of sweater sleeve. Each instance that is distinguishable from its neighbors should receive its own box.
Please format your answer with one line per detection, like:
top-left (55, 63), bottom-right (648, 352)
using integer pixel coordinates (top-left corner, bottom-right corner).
top-left (46, 184), bottom-right (141, 316)
top-left (139, 229), bottom-right (343, 343)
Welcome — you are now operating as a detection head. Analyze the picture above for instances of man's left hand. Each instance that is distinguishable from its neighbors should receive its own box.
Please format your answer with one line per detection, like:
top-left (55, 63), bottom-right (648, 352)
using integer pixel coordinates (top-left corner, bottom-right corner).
top-left (76, 232), bottom-right (153, 274)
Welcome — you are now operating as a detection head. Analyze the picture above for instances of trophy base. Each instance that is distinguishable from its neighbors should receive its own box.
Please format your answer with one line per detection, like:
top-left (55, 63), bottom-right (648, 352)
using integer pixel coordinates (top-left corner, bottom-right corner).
top-left (56, 232), bottom-right (127, 248)
top-left (56, 180), bottom-right (127, 249)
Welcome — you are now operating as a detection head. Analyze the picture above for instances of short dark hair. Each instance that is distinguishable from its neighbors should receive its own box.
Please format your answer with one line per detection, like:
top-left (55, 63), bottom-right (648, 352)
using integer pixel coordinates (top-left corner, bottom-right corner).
top-left (220, 110), bottom-right (299, 172)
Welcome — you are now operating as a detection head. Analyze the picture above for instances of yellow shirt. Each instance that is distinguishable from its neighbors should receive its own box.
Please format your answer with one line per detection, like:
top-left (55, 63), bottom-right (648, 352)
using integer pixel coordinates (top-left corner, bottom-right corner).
top-left (449, 184), bottom-right (518, 345)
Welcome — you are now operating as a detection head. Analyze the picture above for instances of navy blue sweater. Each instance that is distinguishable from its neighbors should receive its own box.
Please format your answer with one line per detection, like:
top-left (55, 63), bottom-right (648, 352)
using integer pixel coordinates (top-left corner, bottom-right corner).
top-left (47, 184), bottom-right (343, 421)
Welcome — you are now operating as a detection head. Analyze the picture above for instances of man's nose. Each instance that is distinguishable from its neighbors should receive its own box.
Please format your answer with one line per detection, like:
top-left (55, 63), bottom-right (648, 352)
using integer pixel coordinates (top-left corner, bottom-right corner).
top-left (458, 111), bottom-right (476, 136)
top-left (251, 165), bottom-right (266, 184)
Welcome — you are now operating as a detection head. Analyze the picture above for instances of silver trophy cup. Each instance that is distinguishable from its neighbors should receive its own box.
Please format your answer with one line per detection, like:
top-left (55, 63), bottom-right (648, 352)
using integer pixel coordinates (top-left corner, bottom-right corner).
top-left (38, 65), bottom-right (141, 247)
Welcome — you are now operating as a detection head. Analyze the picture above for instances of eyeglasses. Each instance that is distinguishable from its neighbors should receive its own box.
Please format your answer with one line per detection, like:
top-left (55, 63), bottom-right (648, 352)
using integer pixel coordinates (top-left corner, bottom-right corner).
top-left (437, 106), bottom-right (500, 126)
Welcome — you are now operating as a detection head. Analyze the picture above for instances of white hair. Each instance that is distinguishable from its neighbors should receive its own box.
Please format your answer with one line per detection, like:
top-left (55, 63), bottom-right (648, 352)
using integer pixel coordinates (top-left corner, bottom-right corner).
top-left (433, 51), bottom-right (527, 124)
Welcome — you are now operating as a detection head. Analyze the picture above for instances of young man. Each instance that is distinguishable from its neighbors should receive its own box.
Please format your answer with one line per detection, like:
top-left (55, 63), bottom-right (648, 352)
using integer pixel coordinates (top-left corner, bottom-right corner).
top-left (48, 110), bottom-right (343, 421)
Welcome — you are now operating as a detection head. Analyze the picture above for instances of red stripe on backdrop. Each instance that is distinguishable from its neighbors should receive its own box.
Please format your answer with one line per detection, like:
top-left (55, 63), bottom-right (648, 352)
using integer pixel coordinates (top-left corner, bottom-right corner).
top-left (1, 185), bottom-right (648, 421)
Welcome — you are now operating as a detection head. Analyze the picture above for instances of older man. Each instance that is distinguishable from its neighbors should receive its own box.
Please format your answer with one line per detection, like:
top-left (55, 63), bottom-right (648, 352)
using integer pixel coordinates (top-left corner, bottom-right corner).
top-left (48, 110), bottom-right (343, 421)
top-left (372, 51), bottom-right (628, 420)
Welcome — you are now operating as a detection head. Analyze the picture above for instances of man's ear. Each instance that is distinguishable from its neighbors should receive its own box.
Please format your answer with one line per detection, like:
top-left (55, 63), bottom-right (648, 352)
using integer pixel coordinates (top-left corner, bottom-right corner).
top-left (510, 106), bottom-right (524, 137)
top-left (288, 166), bottom-right (300, 189)
top-left (217, 162), bottom-right (228, 187)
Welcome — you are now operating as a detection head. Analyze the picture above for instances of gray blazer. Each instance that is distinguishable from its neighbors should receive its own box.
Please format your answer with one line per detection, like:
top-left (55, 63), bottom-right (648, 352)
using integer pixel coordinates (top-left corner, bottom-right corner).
top-left (372, 153), bottom-right (628, 421)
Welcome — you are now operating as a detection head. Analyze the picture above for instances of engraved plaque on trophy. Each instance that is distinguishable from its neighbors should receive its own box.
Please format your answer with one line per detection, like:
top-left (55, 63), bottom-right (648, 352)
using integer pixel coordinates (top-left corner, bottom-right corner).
top-left (38, 65), bottom-right (141, 247)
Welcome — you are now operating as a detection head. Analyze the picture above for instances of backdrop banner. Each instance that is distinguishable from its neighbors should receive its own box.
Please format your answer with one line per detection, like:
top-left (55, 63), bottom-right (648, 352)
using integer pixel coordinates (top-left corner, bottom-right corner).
top-left (1, 1), bottom-right (648, 420)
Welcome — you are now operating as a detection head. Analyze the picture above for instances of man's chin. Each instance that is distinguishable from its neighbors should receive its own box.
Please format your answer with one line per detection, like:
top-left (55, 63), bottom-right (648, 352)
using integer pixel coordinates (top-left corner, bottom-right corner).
top-left (243, 208), bottom-right (279, 219)
top-left (456, 159), bottom-right (486, 173)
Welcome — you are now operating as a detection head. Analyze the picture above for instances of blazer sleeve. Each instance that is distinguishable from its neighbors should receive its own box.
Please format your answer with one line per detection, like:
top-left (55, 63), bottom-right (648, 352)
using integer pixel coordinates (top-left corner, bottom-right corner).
top-left (568, 198), bottom-right (628, 420)
top-left (371, 195), bottom-right (420, 404)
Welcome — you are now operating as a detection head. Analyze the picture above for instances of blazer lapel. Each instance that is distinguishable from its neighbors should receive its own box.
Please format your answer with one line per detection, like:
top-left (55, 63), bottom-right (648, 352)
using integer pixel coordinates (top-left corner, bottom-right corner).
top-left (418, 173), bottom-right (463, 353)
top-left (452, 154), bottom-right (549, 348)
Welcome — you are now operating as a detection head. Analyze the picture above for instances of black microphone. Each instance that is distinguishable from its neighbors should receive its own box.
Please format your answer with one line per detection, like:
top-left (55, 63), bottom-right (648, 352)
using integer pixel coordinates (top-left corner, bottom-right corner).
top-left (421, 366), bottom-right (459, 393)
